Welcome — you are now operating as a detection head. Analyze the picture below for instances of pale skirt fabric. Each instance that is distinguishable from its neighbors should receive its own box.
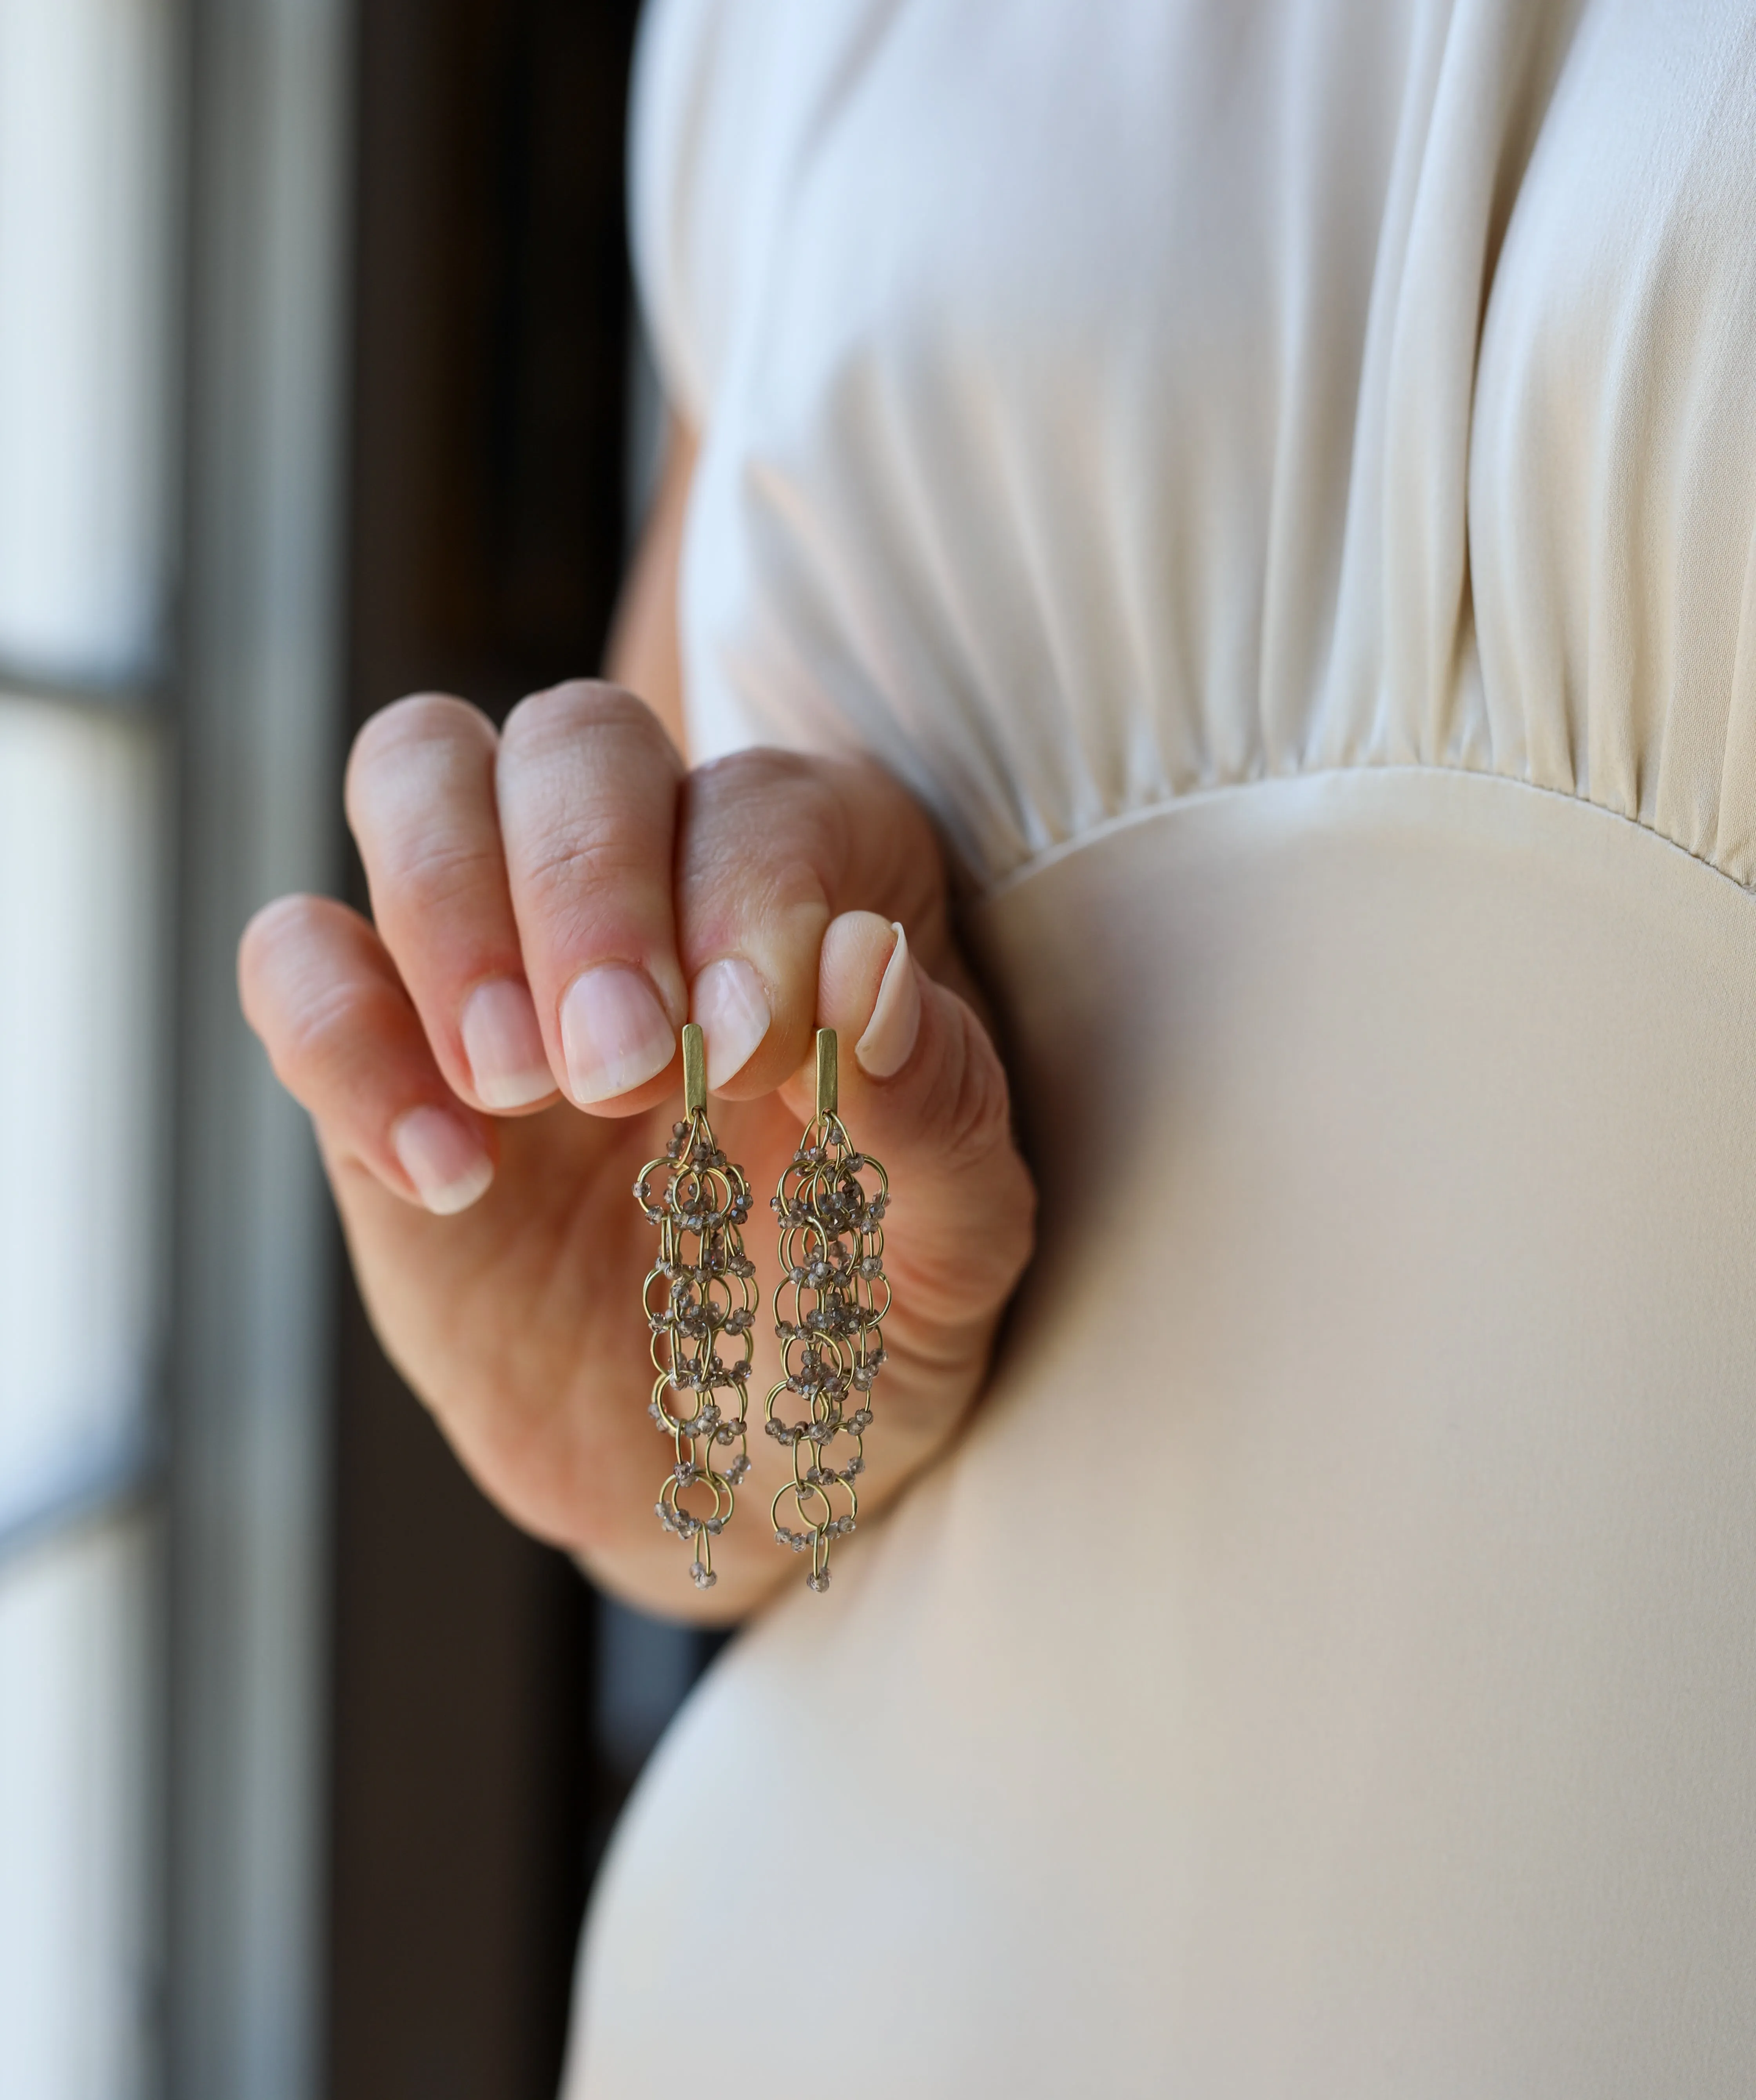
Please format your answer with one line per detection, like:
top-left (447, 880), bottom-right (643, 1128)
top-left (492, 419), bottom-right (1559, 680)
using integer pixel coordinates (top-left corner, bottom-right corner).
top-left (564, 4), bottom-right (1756, 2091)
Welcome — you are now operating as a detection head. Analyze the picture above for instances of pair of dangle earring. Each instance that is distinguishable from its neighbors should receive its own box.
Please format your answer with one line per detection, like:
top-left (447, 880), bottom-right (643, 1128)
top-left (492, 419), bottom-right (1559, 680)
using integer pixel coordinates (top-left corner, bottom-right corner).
top-left (633, 1022), bottom-right (891, 1594)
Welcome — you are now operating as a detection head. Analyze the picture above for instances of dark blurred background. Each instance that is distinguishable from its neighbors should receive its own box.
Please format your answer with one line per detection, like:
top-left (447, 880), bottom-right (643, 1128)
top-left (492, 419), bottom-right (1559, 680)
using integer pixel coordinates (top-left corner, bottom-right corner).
top-left (333, 4), bottom-right (698, 2094)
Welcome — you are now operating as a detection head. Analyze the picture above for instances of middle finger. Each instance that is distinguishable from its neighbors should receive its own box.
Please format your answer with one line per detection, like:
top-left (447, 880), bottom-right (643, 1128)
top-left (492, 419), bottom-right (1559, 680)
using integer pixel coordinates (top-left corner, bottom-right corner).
top-left (497, 679), bottom-right (688, 1113)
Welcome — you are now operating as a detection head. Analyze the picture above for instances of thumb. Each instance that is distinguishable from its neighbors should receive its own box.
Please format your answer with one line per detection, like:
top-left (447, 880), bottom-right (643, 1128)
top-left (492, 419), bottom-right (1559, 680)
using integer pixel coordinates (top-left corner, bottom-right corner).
top-left (791, 912), bottom-right (1036, 1338)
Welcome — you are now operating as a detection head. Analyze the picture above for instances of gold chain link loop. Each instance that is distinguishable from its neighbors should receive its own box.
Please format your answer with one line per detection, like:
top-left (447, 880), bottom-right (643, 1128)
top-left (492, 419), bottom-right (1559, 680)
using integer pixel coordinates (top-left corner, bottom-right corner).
top-left (632, 1024), bottom-right (756, 1590)
top-left (766, 1030), bottom-right (890, 1593)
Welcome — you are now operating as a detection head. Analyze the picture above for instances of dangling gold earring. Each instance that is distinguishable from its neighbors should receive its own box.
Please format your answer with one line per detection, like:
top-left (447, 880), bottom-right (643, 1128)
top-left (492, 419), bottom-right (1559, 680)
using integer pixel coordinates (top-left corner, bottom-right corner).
top-left (633, 1022), bottom-right (756, 1591)
top-left (767, 1028), bottom-right (891, 1593)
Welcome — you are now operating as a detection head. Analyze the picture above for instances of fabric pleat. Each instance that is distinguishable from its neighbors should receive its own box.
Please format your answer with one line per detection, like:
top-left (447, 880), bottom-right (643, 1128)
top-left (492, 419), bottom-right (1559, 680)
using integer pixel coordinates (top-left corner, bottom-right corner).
top-left (632, 0), bottom-right (1756, 889)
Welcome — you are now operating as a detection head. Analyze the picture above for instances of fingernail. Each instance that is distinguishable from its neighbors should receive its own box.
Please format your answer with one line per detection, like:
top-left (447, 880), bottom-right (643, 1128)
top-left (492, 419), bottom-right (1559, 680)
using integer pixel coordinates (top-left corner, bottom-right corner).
top-left (460, 977), bottom-right (553, 1109)
top-left (855, 922), bottom-right (921, 1079)
top-left (692, 956), bottom-right (771, 1088)
top-left (391, 1104), bottom-right (494, 1215)
top-left (560, 965), bottom-right (675, 1103)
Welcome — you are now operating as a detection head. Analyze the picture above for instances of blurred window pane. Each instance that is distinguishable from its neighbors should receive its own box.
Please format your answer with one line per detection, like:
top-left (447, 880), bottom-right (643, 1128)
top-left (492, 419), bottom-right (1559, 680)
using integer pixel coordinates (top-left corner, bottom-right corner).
top-left (0, 0), bottom-right (173, 2089)
top-left (0, 0), bottom-right (172, 682)
top-left (0, 699), bottom-right (164, 1519)
top-left (0, 1520), bottom-right (156, 2100)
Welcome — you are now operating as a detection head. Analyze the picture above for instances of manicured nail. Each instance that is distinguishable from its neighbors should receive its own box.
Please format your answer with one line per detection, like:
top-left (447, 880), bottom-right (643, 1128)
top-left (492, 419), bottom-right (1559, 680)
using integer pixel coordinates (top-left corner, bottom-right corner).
top-left (692, 956), bottom-right (771, 1088)
top-left (855, 922), bottom-right (921, 1079)
top-left (559, 965), bottom-right (675, 1104)
top-left (391, 1104), bottom-right (494, 1215)
top-left (460, 977), bottom-right (553, 1110)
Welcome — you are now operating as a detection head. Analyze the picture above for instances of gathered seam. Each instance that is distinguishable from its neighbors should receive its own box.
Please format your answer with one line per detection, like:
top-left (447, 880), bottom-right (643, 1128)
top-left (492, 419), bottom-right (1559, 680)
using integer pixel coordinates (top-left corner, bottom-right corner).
top-left (974, 758), bottom-right (1756, 909)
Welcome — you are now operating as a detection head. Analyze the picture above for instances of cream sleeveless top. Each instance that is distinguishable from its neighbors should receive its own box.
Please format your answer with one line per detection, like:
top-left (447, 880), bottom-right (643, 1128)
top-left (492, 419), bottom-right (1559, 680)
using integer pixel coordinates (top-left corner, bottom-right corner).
top-left (565, 4), bottom-right (1756, 2091)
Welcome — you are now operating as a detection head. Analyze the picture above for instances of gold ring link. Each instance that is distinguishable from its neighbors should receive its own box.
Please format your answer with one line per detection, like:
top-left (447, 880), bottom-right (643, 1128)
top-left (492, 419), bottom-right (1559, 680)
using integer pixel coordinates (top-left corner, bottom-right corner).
top-left (766, 1029), bottom-right (891, 1594)
top-left (631, 1026), bottom-right (757, 1592)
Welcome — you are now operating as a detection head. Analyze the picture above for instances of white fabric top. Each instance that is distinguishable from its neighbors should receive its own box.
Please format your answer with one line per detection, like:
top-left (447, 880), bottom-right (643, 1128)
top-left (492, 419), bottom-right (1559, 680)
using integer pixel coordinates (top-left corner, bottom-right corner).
top-left (567, 7), bottom-right (1756, 2092)
top-left (634, 0), bottom-right (1756, 893)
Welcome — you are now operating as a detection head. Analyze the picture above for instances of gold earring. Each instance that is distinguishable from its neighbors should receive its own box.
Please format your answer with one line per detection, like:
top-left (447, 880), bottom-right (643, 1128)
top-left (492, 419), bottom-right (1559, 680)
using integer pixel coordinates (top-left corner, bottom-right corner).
top-left (767, 1028), bottom-right (891, 1593)
top-left (633, 1022), bottom-right (756, 1591)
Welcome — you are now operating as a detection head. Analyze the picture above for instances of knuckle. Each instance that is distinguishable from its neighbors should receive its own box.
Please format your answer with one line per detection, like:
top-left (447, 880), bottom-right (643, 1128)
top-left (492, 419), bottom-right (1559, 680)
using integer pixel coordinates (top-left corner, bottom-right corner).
top-left (347, 692), bottom-right (487, 794)
top-left (377, 832), bottom-right (505, 925)
top-left (239, 892), bottom-right (345, 1002)
top-left (934, 1012), bottom-right (1021, 1178)
top-left (279, 973), bottom-right (406, 1089)
top-left (683, 748), bottom-right (847, 885)
top-left (517, 825), bottom-right (653, 903)
top-left (501, 678), bottom-right (668, 760)
top-left (238, 894), bottom-right (396, 1072)
top-left (689, 748), bottom-right (829, 829)
top-left (346, 696), bottom-right (496, 851)
top-left (240, 889), bottom-right (322, 965)
top-left (691, 745), bottom-right (816, 798)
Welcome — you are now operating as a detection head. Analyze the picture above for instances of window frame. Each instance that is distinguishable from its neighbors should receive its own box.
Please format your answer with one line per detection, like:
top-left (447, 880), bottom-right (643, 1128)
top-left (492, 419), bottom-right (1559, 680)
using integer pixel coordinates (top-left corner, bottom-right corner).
top-left (159, 2), bottom-right (354, 2096)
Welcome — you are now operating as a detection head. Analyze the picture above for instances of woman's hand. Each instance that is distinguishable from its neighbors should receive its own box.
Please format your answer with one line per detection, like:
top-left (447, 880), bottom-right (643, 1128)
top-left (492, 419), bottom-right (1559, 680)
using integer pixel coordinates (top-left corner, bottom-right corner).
top-left (238, 681), bottom-right (1035, 1618)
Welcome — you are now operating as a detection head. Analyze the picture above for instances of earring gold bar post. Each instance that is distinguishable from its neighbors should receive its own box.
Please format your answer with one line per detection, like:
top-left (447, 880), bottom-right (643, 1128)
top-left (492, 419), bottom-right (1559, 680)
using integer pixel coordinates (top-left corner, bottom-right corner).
top-left (682, 1022), bottom-right (707, 1116)
top-left (816, 1028), bottom-right (838, 1118)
